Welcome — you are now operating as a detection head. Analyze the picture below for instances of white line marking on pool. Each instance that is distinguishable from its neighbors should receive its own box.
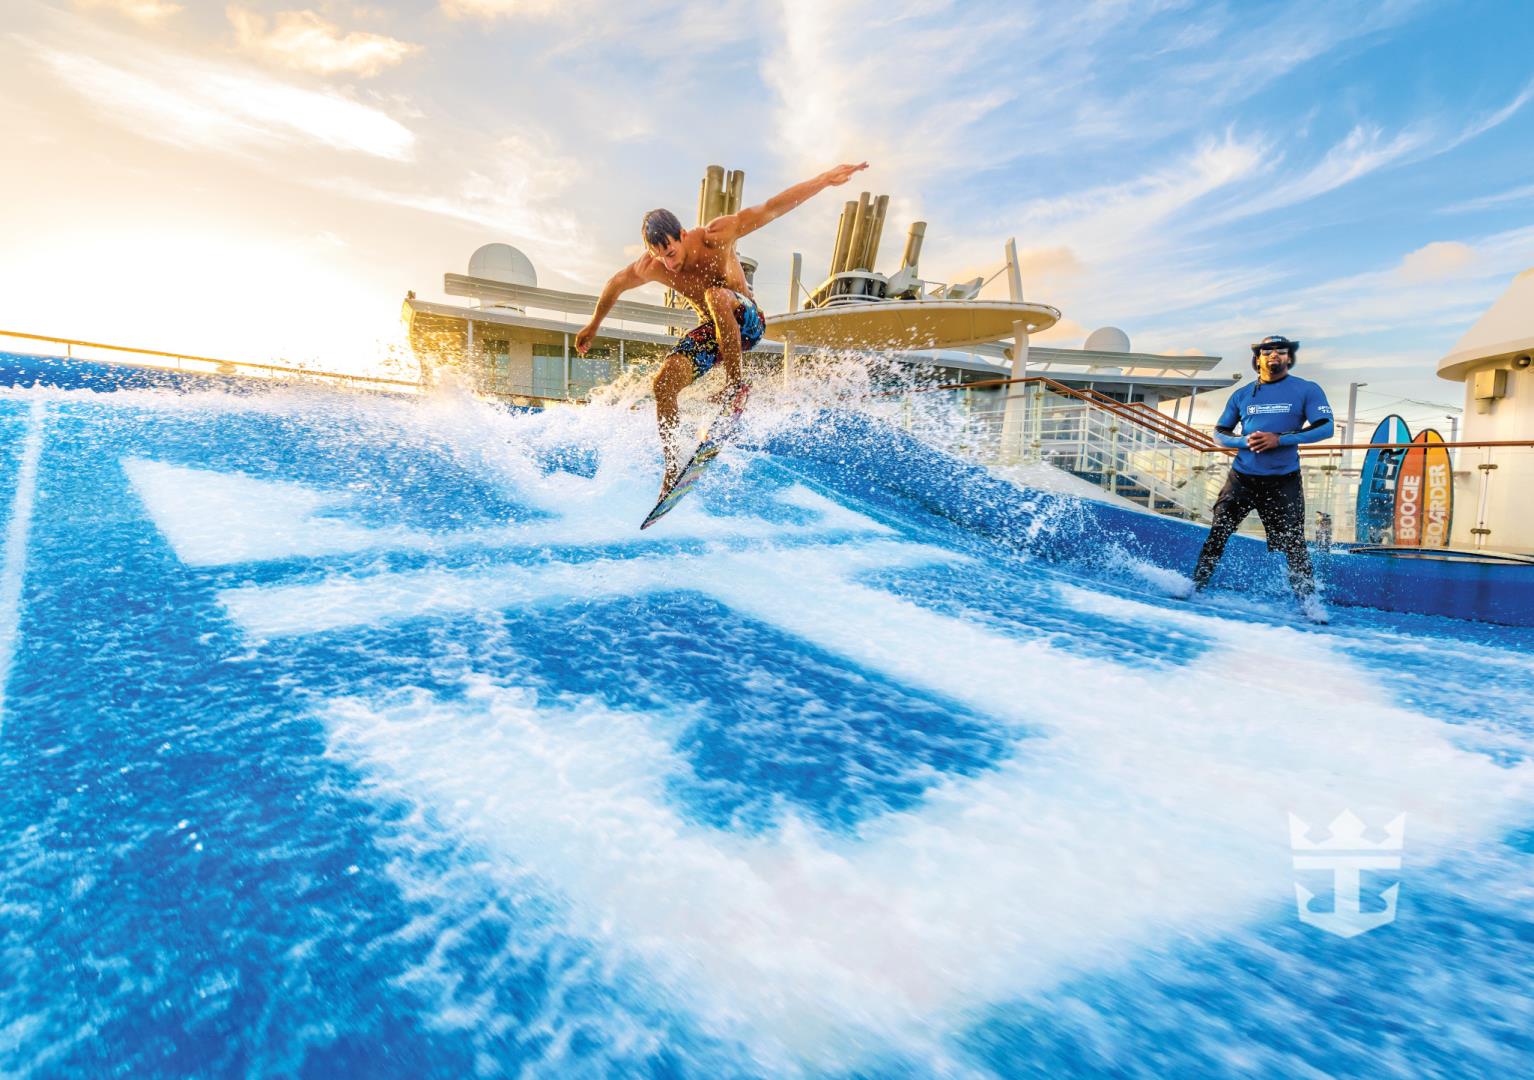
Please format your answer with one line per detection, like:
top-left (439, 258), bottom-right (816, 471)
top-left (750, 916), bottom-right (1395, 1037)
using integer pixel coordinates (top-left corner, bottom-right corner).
top-left (0, 400), bottom-right (47, 735)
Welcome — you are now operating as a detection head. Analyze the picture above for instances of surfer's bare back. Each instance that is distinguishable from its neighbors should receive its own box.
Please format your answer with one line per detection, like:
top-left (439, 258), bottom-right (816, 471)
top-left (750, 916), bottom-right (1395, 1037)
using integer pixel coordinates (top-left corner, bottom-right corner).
top-left (575, 162), bottom-right (869, 491)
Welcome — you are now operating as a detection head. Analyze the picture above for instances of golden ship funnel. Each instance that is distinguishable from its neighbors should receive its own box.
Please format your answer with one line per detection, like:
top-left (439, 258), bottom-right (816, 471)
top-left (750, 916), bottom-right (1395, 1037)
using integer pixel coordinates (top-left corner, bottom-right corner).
top-left (900, 221), bottom-right (926, 272)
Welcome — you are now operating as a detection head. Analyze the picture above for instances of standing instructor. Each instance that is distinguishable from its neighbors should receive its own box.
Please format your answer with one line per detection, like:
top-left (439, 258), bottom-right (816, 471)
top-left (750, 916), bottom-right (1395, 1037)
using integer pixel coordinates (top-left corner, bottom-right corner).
top-left (1191, 335), bottom-right (1334, 619)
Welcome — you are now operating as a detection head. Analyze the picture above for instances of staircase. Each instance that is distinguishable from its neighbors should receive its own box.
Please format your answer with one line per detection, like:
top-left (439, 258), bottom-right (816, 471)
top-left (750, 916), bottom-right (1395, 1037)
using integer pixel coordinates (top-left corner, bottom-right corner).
top-left (898, 377), bottom-right (1230, 522)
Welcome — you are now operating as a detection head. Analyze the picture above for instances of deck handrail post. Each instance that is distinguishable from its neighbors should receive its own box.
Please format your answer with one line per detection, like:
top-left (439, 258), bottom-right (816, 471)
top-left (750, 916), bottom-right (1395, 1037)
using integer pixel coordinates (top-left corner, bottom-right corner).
top-left (998, 238), bottom-right (1032, 463)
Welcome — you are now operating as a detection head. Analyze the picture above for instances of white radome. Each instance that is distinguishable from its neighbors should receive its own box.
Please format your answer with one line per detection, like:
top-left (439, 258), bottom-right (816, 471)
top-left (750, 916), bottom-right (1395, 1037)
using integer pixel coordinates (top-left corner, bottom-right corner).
top-left (468, 243), bottom-right (537, 288)
top-left (1084, 326), bottom-right (1131, 353)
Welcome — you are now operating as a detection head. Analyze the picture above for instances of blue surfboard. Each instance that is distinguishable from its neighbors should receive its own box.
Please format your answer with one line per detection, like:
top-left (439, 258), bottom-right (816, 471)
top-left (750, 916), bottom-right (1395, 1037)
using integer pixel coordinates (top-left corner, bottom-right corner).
top-left (1355, 414), bottom-right (1411, 543)
top-left (640, 384), bottom-right (750, 530)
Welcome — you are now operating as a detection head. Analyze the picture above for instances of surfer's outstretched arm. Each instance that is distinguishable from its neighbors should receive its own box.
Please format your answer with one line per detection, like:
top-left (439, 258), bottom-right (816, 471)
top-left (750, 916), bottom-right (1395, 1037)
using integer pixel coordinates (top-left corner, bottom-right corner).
top-left (707, 162), bottom-right (868, 243)
top-left (576, 262), bottom-right (646, 354)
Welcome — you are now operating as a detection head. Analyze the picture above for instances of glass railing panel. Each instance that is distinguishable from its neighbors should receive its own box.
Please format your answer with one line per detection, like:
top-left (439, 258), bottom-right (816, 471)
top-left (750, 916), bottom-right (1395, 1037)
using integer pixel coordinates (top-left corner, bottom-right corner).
top-left (890, 381), bottom-right (1534, 554)
top-left (1299, 444), bottom-right (1534, 554)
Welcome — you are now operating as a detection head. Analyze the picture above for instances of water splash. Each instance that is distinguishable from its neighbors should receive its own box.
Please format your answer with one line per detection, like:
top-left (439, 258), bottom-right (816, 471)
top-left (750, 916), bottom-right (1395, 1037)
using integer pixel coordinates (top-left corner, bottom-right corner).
top-left (2, 368), bottom-right (1533, 1077)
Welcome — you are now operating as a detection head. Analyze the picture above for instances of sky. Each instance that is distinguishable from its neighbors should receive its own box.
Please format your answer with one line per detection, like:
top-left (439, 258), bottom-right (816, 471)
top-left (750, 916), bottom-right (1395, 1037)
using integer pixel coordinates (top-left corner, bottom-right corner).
top-left (1, 0), bottom-right (1531, 425)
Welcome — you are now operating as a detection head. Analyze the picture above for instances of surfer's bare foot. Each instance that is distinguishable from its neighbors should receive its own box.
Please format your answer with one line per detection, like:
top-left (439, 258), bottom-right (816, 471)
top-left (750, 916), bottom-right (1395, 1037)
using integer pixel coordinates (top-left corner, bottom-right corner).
top-left (716, 380), bottom-right (749, 410)
top-left (709, 379), bottom-right (744, 407)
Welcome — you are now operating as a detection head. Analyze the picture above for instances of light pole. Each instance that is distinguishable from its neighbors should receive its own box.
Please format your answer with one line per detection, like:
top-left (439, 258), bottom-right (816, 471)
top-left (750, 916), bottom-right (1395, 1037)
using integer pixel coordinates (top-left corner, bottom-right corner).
top-left (1345, 382), bottom-right (1367, 473)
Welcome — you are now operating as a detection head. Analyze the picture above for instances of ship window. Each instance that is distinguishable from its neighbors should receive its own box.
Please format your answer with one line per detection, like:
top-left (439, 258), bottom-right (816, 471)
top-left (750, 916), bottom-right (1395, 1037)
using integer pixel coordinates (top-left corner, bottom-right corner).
top-left (486, 340), bottom-right (511, 376)
top-left (532, 354), bottom-right (564, 399)
top-left (527, 341), bottom-right (615, 398)
top-left (569, 356), bottom-right (614, 398)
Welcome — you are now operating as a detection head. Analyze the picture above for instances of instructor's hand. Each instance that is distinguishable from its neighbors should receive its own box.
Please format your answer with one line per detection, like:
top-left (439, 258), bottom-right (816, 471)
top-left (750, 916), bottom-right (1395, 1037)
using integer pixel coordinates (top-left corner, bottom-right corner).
top-left (821, 162), bottom-right (869, 187)
top-left (1246, 431), bottom-right (1280, 452)
top-left (574, 324), bottom-right (596, 355)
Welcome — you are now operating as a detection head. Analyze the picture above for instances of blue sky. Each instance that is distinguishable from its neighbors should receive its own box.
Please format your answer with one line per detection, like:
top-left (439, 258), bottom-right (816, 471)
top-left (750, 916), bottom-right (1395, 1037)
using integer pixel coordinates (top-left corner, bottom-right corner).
top-left (1, 0), bottom-right (1531, 426)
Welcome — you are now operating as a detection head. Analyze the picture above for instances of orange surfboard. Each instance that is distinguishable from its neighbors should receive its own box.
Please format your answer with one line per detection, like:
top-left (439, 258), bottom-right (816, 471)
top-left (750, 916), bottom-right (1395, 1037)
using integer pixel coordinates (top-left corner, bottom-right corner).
top-left (1418, 429), bottom-right (1454, 548)
top-left (1394, 429), bottom-right (1453, 547)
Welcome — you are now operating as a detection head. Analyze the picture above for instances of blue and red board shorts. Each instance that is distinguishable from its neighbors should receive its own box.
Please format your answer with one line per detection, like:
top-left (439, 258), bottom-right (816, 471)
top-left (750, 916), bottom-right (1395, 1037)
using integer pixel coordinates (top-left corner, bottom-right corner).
top-left (672, 291), bottom-right (766, 379)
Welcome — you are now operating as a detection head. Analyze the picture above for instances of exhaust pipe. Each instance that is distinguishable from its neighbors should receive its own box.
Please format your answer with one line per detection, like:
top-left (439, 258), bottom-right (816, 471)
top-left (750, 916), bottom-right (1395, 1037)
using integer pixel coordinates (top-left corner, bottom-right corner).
top-left (703, 164), bottom-right (726, 223)
top-left (900, 221), bottom-right (926, 272)
top-left (862, 193), bottom-right (889, 271)
top-left (844, 191), bottom-right (872, 271)
top-left (830, 199), bottom-right (858, 275)
top-left (725, 169), bottom-right (745, 215)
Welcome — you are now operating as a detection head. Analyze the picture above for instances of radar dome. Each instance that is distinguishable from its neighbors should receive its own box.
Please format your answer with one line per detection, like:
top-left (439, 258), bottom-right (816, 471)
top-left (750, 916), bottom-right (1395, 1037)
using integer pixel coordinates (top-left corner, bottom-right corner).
top-left (1084, 326), bottom-right (1131, 353)
top-left (468, 243), bottom-right (537, 288)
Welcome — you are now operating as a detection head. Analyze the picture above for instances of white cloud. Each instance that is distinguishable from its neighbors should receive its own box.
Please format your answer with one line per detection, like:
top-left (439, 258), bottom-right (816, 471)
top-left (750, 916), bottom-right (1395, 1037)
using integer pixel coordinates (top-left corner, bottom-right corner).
top-left (761, 0), bottom-right (1023, 183)
top-left (747, 0), bottom-right (1427, 313)
top-left (1443, 182), bottom-right (1534, 215)
top-left (439, 0), bottom-right (757, 61)
top-left (721, 0), bottom-right (1515, 412)
top-left (1142, 221), bottom-right (1534, 417)
top-left (28, 38), bottom-right (415, 160)
top-left (1029, 316), bottom-right (1089, 346)
top-left (1209, 77), bottom-right (1534, 226)
top-left (73, 0), bottom-right (182, 22)
top-left (1278, 124), bottom-right (1427, 198)
top-left (1210, 124), bottom-right (1428, 224)
top-left (320, 134), bottom-right (591, 277)
top-left (1444, 76), bottom-right (1534, 150)
top-left (1280, 223), bottom-right (1534, 333)
top-left (228, 7), bottom-right (421, 78)
top-left (9, 0), bottom-right (1524, 416)
top-left (1397, 240), bottom-right (1477, 283)
top-left (1018, 135), bottom-right (1267, 251)
top-left (440, 0), bottom-right (569, 17)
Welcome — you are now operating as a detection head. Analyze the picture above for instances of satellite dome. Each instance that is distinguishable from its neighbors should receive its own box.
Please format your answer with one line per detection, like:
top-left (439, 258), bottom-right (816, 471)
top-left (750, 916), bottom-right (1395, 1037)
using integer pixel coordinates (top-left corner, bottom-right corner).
top-left (468, 243), bottom-right (537, 288)
top-left (1084, 326), bottom-right (1131, 353)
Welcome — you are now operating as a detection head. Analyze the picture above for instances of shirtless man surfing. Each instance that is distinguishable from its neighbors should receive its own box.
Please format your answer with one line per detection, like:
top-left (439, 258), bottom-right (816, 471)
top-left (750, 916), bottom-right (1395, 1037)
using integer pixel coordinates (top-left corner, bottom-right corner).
top-left (575, 161), bottom-right (868, 491)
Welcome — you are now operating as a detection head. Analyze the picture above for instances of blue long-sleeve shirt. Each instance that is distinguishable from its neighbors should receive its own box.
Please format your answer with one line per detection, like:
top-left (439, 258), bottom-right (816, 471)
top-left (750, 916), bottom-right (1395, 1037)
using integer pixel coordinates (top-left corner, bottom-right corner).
top-left (1214, 374), bottom-right (1334, 476)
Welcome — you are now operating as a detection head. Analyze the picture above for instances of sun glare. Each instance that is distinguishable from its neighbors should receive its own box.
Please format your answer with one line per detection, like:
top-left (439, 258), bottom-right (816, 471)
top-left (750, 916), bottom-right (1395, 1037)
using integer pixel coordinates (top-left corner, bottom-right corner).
top-left (0, 226), bottom-right (408, 376)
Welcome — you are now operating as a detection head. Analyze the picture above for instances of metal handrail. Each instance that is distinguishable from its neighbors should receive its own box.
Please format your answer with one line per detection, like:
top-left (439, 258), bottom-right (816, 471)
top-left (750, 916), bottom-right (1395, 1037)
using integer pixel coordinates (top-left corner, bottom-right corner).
top-left (898, 375), bottom-right (1534, 547)
top-left (1120, 399), bottom-right (1220, 447)
top-left (897, 374), bottom-right (1534, 456)
top-left (900, 383), bottom-right (1221, 516)
top-left (1300, 440), bottom-right (1534, 452)
top-left (900, 375), bottom-right (1234, 455)
top-left (0, 328), bottom-right (422, 389)
top-left (1077, 388), bottom-right (1221, 449)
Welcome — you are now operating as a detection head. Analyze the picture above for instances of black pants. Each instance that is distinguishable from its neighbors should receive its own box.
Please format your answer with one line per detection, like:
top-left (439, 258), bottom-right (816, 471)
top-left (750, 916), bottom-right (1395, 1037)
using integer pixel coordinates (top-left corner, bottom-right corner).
top-left (1192, 469), bottom-right (1315, 597)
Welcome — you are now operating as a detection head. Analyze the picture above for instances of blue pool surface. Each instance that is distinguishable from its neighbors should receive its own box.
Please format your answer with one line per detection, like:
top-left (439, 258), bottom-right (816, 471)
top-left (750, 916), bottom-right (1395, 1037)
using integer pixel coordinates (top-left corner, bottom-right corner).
top-left (2, 366), bottom-right (1534, 1078)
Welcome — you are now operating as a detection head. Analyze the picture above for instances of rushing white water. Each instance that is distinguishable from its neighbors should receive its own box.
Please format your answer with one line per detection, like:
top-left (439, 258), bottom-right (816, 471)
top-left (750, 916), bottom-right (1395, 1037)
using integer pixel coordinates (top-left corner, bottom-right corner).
top-left (0, 399), bottom-right (45, 732)
top-left (3, 365), bottom-right (1534, 1078)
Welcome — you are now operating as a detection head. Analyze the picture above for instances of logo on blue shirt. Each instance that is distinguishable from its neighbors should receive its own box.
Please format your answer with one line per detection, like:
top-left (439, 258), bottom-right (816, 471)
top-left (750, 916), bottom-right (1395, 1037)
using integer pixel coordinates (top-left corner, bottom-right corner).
top-left (1220, 374), bottom-right (1335, 476)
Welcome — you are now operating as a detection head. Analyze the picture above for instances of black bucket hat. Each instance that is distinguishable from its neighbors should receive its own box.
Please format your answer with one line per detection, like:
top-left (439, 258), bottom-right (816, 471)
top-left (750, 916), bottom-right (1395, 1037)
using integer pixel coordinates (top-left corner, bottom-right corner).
top-left (1250, 334), bottom-right (1300, 370)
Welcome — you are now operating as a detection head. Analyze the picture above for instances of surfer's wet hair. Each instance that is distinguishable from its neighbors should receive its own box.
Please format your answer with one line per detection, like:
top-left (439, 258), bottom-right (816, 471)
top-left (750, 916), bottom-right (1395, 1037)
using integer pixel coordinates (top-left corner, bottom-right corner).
top-left (642, 208), bottom-right (683, 249)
